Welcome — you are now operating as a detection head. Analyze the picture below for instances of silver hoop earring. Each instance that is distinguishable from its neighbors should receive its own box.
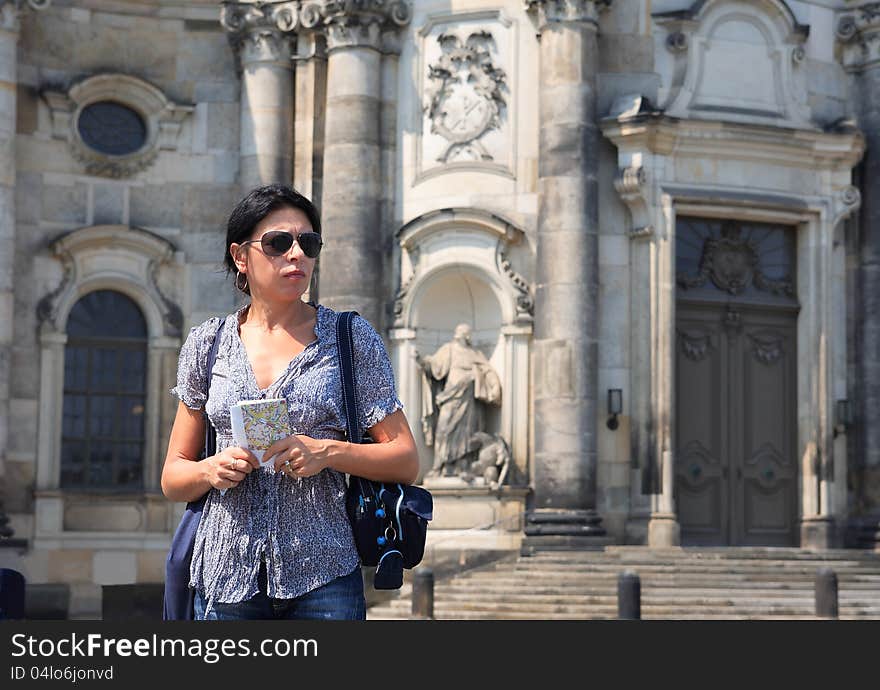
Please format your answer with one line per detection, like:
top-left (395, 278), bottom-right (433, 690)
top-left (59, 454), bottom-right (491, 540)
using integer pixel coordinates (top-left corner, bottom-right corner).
top-left (235, 270), bottom-right (248, 292)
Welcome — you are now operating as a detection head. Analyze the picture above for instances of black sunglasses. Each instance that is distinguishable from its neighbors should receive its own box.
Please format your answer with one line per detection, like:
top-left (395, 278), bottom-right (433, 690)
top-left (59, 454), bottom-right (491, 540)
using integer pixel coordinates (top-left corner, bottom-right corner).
top-left (240, 230), bottom-right (323, 259)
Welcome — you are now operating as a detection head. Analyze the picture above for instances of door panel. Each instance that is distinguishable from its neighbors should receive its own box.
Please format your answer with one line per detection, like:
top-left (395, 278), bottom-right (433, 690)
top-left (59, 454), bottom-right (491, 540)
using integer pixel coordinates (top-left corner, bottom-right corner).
top-left (675, 305), bottom-right (797, 546)
top-left (675, 307), bottom-right (728, 545)
top-left (736, 317), bottom-right (798, 545)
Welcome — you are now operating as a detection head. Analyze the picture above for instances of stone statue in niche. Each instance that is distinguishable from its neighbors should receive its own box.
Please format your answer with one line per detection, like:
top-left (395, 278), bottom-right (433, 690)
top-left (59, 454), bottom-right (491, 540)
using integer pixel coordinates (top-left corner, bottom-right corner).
top-left (415, 324), bottom-right (503, 482)
top-left (467, 431), bottom-right (511, 489)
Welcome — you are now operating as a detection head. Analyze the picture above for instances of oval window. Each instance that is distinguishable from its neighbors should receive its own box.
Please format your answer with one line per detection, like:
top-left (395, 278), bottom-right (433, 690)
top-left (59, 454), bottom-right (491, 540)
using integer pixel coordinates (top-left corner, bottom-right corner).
top-left (77, 101), bottom-right (147, 156)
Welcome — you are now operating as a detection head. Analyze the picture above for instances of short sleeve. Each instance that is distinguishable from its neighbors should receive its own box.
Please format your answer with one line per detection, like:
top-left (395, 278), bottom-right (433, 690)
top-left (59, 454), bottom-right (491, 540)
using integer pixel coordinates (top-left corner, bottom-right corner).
top-left (351, 314), bottom-right (404, 430)
top-left (169, 317), bottom-right (223, 411)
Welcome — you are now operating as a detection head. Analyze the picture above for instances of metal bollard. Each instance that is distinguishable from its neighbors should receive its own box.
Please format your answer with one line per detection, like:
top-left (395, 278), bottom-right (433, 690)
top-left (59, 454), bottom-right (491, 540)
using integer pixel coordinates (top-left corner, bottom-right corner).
top-left (815, 567), bottom-right (838, 619)
top-left (411, 568), bottom-right (434, 620)
top-left (618, 570), bottom-right (641, 620)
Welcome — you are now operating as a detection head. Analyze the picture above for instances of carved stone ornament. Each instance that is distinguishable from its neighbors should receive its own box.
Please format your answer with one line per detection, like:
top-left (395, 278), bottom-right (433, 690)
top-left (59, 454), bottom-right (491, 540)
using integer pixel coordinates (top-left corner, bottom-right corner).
top-left (837, 2), bottom-right (880, 71)
top-left (677, 222), bottom-right (794, 297)
top-left (149, 260), bottom-right (183, 337)
top-left (0, 0), bottom-right (50, 31)
top-left (42, 74), bottom-right (193, 179)
top-left (524, 0), bottom-right (611, 32)
top-left (36, 253), bottom-right (74, 330)
top-left (392, 271), bottom-right (415, 327)
top-left (666, 31), bottom-right (687, 53)
top-left (678, 330), bottom-right (712, 362)
top-left (497, 246), bottom-right (534, 320)
top-left (748, 332), bottom-right (784, 365)
top-left (424, 30), bottom-right (507, 163)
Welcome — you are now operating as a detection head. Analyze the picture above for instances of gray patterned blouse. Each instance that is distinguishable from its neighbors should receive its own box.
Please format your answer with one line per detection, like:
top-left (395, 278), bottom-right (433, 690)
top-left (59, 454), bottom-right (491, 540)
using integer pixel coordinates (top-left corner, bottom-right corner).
top-left (170, 302), bottom-right (403, 612)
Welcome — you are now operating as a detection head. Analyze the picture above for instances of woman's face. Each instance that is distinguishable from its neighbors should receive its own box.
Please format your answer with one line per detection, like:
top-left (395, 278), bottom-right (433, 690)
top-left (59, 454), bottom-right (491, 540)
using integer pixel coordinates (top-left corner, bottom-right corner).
top-left (230, 205), bottom-right (317, 302)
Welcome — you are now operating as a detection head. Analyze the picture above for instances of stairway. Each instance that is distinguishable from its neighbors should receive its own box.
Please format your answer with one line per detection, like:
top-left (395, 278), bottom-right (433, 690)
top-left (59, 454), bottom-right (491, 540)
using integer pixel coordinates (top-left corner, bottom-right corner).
top-left (367, 546), bottom-right (880, 620)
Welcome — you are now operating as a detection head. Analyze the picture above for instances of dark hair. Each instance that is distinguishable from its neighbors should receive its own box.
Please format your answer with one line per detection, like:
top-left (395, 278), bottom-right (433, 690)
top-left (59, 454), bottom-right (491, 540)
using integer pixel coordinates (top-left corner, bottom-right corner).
top-left (224, 184), bottom-right (322, 290)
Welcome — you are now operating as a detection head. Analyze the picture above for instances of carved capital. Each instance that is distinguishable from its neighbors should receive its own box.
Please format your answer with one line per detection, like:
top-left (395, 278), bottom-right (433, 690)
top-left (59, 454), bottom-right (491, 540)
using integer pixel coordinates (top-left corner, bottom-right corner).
top-left (321, 0), bottom-right (412, 52)
top-left (837, 3), bottom-right (880, 71)
top-left (524, 0), bottom-right (611, 33)
top-left (221, 1), bottom-right (302, 65)
top-left (1, 0), bottom-right (50, 32)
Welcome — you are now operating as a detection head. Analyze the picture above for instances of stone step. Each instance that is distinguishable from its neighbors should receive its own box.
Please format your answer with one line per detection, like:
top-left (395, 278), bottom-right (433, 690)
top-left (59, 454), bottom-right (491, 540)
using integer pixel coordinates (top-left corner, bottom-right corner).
top-left (503, 565), bottom-right (880, 576)
top-left (369, 611), bottom-right (877, 620)
top-left (375, 600), bottom-right (880, 616)
top-left (381, 591), bottom-right (880, 607)
top-left (454, 573), bottom-right (880, 585)
top-left (368, 548), bottom-right (880, 620)
top-left (432, 587), bottom-right (880, 601)
top-left (453, 575), bottom-right (880, 586)
top-left (531, 548), bottom-right (880, 561)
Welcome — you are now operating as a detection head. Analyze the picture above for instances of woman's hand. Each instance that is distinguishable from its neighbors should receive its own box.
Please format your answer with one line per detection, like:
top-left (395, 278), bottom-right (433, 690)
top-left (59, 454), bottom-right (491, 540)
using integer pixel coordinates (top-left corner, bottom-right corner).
top-left (265, 435), bottom-right (330, 479)
top-left (204, 446), bottom-right (260, 491)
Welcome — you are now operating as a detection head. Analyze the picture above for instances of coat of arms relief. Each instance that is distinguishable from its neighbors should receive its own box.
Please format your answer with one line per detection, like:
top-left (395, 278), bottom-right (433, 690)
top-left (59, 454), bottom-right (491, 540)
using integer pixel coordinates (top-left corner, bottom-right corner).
top-left (423, 29), bottom-right (508, 165)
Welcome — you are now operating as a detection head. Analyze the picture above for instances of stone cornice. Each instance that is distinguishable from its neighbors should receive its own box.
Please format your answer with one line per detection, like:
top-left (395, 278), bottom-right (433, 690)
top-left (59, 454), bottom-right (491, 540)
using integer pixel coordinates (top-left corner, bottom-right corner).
top-left (601, 114), bottom-right (865, 173)
top-left (220, 1), bottom-right (412, 57)
top-left (837, 2), bottom-right (880, 71)
top-left (1, 0), bottom-right (50, 33)
top-left (524, 0), bottom-right (611, 32)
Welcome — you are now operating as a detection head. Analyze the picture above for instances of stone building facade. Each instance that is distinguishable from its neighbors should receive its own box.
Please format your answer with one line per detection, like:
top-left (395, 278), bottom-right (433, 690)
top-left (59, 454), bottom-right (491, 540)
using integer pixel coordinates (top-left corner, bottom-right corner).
top-left (0, 0), bottom-right (878, 617)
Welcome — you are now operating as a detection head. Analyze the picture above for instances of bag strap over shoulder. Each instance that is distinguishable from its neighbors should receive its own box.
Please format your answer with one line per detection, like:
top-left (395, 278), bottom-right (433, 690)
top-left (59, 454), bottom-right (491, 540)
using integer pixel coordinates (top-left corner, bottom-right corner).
top-left (335, 311), bottom-right (361, 444)
top-left (203, 318), bottom-right (225, 459)
top-left (187, 318), bottom-right (225, 511)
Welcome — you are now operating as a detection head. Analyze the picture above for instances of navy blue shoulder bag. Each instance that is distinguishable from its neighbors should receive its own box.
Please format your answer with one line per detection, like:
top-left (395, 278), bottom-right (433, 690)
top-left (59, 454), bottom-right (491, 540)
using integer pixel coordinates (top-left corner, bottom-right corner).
top-left (162, 318), bottom-right (224, 621)
top-left (336, 311), bottom-right (433, 590)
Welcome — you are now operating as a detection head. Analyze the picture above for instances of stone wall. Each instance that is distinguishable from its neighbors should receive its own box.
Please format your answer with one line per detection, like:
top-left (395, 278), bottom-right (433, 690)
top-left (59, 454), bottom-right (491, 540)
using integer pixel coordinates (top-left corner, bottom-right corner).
top-left (8, 1), bottom-right (242, 617)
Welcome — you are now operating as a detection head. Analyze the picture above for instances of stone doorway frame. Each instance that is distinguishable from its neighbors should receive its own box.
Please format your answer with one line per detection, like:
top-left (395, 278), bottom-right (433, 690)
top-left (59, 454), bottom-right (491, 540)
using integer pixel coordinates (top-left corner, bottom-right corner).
top-left (602, 113), bottom-right (863, 549)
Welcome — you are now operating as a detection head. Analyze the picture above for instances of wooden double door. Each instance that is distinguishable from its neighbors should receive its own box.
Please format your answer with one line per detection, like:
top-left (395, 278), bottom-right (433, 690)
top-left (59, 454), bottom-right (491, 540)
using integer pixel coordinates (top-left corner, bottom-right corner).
top-left (675, 302), bottom-right (798, 546)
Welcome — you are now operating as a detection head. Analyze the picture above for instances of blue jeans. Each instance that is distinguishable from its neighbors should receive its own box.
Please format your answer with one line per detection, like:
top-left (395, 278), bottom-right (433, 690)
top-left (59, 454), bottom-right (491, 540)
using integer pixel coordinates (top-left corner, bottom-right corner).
top-left (194, 565), bottom-right (366, 620)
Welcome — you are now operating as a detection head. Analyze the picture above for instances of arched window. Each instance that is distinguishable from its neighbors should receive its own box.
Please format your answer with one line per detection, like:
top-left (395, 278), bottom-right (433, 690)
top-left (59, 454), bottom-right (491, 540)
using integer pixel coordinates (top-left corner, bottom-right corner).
top-left (61, 290), bottom-right (148, 489)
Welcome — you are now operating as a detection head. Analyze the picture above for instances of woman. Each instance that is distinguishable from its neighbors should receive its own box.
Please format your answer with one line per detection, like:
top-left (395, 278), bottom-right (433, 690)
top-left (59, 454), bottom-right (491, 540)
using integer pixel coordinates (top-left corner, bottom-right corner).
top-left (160, 184), bottom-right (419, 620)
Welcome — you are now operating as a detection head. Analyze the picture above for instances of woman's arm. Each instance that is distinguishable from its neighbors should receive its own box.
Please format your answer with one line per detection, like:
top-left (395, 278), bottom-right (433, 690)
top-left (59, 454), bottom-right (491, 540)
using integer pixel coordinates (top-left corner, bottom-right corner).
top-left (265, 409), bottom-right (420, 484)
top-left (161, 401), bottom-right (260, 502)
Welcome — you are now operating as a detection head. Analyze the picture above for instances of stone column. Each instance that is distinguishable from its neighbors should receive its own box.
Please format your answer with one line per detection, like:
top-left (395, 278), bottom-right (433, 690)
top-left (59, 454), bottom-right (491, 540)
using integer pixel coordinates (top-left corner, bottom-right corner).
top-left (221, 1), bottom-right (296, 189)
top-left (314, 0), bottom-right (411, 327)
top-left (522, 0), bottom-right (609, 549)
top-left (0, 0), bottom-right (49, 520)
top-left (292, 31), bottom-right (326, 208)
top-left (838, 5), bottom-right (880, 547)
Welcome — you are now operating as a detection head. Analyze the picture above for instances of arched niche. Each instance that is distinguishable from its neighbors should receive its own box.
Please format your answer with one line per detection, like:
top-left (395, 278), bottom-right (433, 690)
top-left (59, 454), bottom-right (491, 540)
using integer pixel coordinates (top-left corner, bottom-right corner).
top-left (389, 208), bottom-right (532, 485)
